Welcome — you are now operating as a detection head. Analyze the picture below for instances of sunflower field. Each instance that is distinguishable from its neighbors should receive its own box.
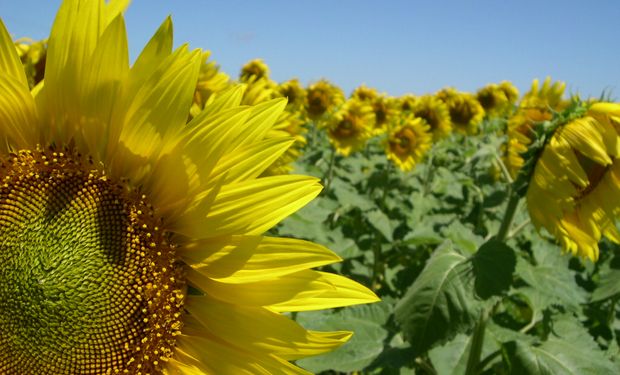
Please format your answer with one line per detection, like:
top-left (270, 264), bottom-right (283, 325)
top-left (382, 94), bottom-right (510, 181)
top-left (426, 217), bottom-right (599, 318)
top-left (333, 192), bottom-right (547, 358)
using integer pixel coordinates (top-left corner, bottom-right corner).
top-left (3, 1), bottom-right (620, 374)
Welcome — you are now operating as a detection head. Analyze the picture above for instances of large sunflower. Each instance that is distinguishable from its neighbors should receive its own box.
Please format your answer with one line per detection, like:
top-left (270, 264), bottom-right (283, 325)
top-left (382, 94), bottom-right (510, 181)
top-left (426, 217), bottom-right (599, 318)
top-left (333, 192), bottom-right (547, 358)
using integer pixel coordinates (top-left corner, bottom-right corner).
top-left (527, 102), bottom-right (620, 261)
top-left (0, 1), bottom-right (378, 374)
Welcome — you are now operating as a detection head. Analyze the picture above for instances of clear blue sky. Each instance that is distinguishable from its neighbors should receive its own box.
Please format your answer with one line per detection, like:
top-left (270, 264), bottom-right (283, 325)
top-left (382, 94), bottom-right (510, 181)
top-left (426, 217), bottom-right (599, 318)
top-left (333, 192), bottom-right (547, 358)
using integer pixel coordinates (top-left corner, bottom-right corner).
top-left (1, 0), bottom-right (619, 98)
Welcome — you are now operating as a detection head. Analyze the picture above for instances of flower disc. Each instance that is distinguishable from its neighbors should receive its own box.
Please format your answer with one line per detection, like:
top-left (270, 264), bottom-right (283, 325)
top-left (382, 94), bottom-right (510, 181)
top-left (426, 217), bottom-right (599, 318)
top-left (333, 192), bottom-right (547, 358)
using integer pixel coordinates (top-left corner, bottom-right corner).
top-left (0, 149), bottom-right (184, 374)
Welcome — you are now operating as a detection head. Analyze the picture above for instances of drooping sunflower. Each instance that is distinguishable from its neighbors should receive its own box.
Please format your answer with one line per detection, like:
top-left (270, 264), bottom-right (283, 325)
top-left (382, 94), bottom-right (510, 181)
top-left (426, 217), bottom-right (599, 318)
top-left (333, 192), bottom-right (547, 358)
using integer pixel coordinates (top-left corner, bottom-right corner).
top-left (385, 115), bottom-right (433, 171)
top-left (305, 79), bottom-right (345, 121)
top-left (240, 58), bottom-right (270, 81)
top-left (526, 102), bottom-right (620, 261)
top-left (504, 77), bottom-right (568, 177)
top-left (439, 89), bottom-right (485, 135)
top-left (0, 2), bottom-right (378, 374)
top-left (326, 99), bottom-right (375, 156)
top-left (278, 78), bottom-right (307, 112)
top-left (411, 95), bottom-right (452, 141)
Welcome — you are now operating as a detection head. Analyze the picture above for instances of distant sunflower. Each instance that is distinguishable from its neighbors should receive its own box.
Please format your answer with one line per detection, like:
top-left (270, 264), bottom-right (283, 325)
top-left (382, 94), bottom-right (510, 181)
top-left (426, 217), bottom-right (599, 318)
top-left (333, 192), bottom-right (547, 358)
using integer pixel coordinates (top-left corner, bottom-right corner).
top-left (385, 116), bottom-right (433, 171)
top-left (240, 58), bottom-right (270, 81)
top-left (398, 94), bottom-right (418, 112)
top-left (0, 1), bottom-right (378, 374)
top-left (305, 79), bottom-right (345, 121)
top-left (527, 102), bottom-right (620, 261)
top-left (504, 77), bottom-right (568, 177)
top-left (14, 37), bottom-right (47, 89)
top-left (498, 80), bottom-right (519, 106)
top-left (351, 84), bottom-right (379, 102)
top-left (476, 82), bottom-right (517, 117)
top-left (412, 95), bottom-right (452, 140)
top-left (278, 78), bottom-right (307, 111)
top-left (189, 50), bottom-right (231, 119)
top-left (369, 95), bottom-right (398, 135)
top-left (326, 99), bottom-right (375, 156)
top-left (441, 91), bottom-right (485, 135)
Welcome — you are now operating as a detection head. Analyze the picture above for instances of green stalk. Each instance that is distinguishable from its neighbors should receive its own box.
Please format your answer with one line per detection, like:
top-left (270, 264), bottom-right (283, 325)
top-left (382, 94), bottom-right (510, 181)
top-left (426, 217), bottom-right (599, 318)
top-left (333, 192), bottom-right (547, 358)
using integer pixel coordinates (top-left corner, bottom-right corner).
top-left (496, 186), bottom-right (521, 242)
top-left (323, 146), bottom-right (336, 194)
top-left (464, 310), bottom-right (488, 375)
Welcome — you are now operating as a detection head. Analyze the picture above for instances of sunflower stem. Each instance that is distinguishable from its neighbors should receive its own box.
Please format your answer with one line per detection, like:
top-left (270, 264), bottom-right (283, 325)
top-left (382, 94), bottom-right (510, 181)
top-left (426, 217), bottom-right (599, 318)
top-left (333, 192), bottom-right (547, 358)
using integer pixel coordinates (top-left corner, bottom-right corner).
top-left (464, 309), bottom-right (488, 375)
top-left (496, 186), bottom-right (521, 242)
top-left (422, 151), bottom-right (435, 196)
top-left (323, 146), bottom-right (337, 194)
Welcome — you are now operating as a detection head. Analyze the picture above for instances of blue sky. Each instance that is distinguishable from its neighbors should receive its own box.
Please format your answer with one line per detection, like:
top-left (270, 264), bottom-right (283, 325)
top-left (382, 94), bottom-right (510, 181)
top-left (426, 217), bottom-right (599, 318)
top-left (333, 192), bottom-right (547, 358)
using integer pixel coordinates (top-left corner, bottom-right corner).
top-left (1, 0), bottom-right (619, 98)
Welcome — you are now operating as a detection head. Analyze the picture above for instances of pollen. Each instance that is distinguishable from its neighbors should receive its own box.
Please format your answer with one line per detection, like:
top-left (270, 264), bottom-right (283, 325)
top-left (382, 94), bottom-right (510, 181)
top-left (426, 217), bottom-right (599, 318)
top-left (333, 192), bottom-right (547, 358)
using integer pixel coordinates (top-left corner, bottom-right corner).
top-left (0, 148), bottom-right (185, 374)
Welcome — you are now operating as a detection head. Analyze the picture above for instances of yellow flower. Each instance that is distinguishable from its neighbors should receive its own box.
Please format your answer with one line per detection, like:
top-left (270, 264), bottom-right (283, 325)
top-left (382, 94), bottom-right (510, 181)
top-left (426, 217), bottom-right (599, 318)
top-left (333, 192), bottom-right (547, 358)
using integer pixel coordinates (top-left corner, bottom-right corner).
top-left (14, 37), bottom-right (47, 89)
top-left (278, 78), bottom-right (307, 111)
top-left (305, 79), bottom-right (345, 121)
top-left (476, 81), bottom-right (518, 118)
top-left (351, 84), bottom-right (379, 102)
top-left (370, 95), bottom-right (398, 135)
top-left (326, 99), bottom-right (375, 156)
top-left (240, 58), bottom-right (270, 81)
top-left (385, 116), bottom-right (433, 171)
top-left (504, 77), bottom-right (568, 177)
top-left (189, 50), bottom-right (231, 119)
top-left (0, 1), bottom-right (378, 374)
top-left (412, 95), bottom-right (452, 141)
top-left (527, 102), bottom-right (620, 261)
top-left (439, 89), bottom-right (485, 135)
top-left (398, 94), bottom-right (418, 112)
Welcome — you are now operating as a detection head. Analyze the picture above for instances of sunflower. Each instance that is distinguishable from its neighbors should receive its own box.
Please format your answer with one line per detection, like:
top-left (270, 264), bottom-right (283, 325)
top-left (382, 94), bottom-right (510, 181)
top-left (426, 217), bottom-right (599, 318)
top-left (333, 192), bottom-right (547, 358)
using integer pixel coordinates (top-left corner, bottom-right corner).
top-left (385, 116), bottom-right (433, 171)
top-left (370, 94), bottom-right (398, 135)
top-left (14, 37), bottom-right (47, 89)
top-left (326, 99), bottom-right (375, 156)
top-left (412, 95), bottom-right (452, 141)
top-left (0, 2), bottom-right (378, 374)
top-left (240, 58), bottom-right (270, 81)
top-left (351, 84), bottom-right (378, 102)
top-left (189, 50), bottom-right (231, 119)
top-left (440, 90), bottom-right (485, 135)
top-left (526, 102), bottom-right (620, 261)
top-left (305, 79), bottom-right (345, 121)
top-left (398, 94), bottom-right (418, 112)
top-left (476, 82), bottom-right (518, 118)
top-left (504, 77), bottom-right (568, 177)
top-left (278, 78), bottom-right (307, 111)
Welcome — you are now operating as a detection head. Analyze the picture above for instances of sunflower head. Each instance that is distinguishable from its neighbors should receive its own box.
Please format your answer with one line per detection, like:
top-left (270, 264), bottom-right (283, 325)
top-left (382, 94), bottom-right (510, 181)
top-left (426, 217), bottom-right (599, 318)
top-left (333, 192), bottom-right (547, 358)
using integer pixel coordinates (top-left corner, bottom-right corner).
top-left (476, 82), bottom-right (517, 117)
top-left (240, 58), bottom-right (270, 81)
top-left (398, 94), bottom-right (418, 112)
top-left (0, 1), bottom-right (378, 373)
top-left (526, 102), bottom-right (620, 261)
top-left (305, 79), bottom-right (345, 121)
top-left (14, 38), bottom-right (47, 89)
top-left (370, 94), bottom-right (398, 135)
top-left (241, 75), bottom-right (279, 106)
top-left (278, 78), bottom-right (307, 110)
top-left (326, 99), bottom-right (375, 156)
top-left (412, 95), bottom-right (452, 141)
top-left (385, 115), bottom-right (433, 171)
top-left (351, 84), bottom-right (379, 102)
top-left (443, 91), bottom-right (485, 135)
top-left (504, 77), bottom-right (569, 177)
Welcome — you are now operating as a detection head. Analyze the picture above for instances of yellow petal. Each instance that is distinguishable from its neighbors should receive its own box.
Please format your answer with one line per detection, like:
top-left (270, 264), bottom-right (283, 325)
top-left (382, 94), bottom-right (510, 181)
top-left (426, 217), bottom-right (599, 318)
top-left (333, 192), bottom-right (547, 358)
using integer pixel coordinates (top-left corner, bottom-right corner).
top-left (188, 269), bottom-right (379, 311)
top-left (0, 75), bottom-right (38, 149)
top-left (181, 235), bottom-right (341, 282)
top-left (561, 117), bottom-right (612, 166)
top-left (186, 295), bottom-right (351, 360)
top-left (0, 19), bottom-right (29, 89)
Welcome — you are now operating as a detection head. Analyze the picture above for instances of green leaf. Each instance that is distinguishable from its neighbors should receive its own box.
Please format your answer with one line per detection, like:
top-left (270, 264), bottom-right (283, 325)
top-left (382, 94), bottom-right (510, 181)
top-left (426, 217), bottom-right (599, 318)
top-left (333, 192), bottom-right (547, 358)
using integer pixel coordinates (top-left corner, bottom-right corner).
top-left (591, 255), bottom-right (620, 302)
top-left (472, 239), bottom-right (516, 299)
top-left (394, 241), bottom-right (481, 354)
top-left (367, 209), bottom-right (394, 241)
top-left (296, 302), bottom-right (390, 373)
top-left (511, 315), bottom-right (617, 374)
top-left (443, 221), bottom-right (484, 255)
top-left (331, 178), bottom-right (376, 211)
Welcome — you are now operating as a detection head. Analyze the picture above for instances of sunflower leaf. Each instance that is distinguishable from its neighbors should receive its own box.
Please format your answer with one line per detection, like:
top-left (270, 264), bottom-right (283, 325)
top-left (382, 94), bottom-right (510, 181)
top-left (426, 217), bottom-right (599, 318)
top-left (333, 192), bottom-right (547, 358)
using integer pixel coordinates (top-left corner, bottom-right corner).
top-left (394, 241), bottom-right (481, 354)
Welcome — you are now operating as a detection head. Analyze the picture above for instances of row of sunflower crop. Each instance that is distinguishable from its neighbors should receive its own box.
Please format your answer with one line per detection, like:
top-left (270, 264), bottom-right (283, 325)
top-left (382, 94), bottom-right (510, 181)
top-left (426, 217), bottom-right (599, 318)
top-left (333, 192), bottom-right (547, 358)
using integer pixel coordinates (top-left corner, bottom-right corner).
top-left (15, 35), bottom-right (620, 375)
